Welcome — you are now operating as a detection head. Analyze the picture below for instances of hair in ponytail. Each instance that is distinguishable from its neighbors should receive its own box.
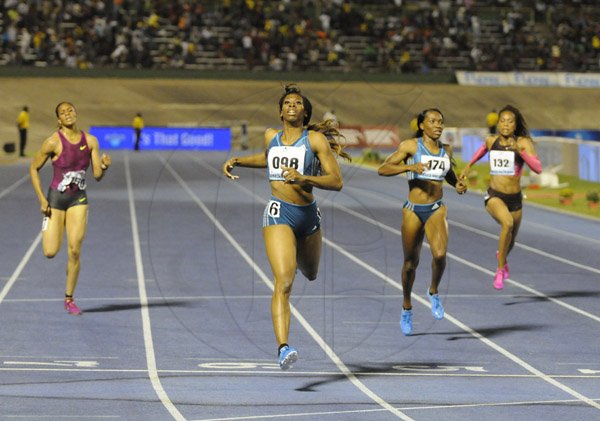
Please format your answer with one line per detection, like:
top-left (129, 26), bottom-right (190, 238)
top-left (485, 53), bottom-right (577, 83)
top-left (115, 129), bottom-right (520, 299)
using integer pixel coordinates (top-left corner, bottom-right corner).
top-left (308, 120), bottom-right (352, 161)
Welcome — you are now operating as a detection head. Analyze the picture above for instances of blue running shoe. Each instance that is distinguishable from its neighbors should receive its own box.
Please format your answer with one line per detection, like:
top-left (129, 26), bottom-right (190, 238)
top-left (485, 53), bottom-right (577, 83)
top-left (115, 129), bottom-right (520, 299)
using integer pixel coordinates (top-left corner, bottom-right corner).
top-left (278, 345), bottom-right (298, 370)
top-left (400, 309), bottom-right (413, 336)
top-left (427, 289), bottom-right (445, 320)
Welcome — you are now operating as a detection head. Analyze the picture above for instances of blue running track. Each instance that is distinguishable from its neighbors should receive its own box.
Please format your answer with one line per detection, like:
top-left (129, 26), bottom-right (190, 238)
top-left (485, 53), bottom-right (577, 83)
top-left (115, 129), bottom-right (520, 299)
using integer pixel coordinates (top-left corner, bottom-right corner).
top-left (0, 151), bottom-right (599, 420)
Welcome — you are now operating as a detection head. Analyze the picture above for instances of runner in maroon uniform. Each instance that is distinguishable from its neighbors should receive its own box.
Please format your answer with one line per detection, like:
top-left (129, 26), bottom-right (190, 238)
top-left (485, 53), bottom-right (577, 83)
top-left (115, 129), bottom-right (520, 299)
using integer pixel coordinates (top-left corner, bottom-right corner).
top-left (30, 102), bottom-right (111, 315)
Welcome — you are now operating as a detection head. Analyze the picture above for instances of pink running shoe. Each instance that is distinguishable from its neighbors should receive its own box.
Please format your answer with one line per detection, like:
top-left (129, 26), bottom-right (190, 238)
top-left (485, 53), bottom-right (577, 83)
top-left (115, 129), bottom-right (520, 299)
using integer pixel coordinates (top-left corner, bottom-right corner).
top-left (496, 251), bottom-right (509, 279)
top-left (493, 268), bottom-right (505, 290)
top-left (64, 299), bottom-right (82, 315)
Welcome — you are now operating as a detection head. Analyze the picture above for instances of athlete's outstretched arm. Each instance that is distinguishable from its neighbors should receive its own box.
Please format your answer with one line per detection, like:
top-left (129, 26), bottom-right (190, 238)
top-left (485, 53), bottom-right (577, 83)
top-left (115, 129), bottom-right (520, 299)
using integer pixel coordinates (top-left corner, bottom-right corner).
top-left (459, 135), bottom-right (493, 179)
top-left (223, 128), bottom-right (275, 180)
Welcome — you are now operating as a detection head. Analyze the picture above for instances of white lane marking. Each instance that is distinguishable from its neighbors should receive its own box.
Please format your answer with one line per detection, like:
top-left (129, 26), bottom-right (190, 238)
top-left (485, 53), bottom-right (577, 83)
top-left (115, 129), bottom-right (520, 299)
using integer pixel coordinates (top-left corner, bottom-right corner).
top-left (334, 200), bottom-right (600, 323)
top-left (167, 157), bottom-right (412, 421)
top-left (0, 174), bottom-right (29, 200)
top-left (199, 158), bottom-right (599, 321)
top-left (199, 159), bottom-right (600, 411)
top-left (125, 155), bottom-right (185, 421)
top-left (345, 184), bottom-right (600, 271)
top-left (0, 366), bottom-right (598, 379)
top-left (3, 360), bottom-right (99, 367)
top-left (2, 293), bottom-right (529, 303)
top-left (346, 165), bottom-right (600, 242)
top-left (3, 416), bottom-right (119, 419)
top-left (192, 397), bottom-right (600, 421)
top-left (449, 219), bottom-right (600, 274)
top-left (325, 237), bottom-right (600, 410)
top-left (0, 233), bottom-right (41, 305)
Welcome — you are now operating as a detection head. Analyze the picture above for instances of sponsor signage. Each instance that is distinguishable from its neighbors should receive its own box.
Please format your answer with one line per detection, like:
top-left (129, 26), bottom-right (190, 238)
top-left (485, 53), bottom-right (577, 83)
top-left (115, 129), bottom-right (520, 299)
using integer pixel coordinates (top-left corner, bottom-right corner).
top-left (90, 126), bottom-right (232, 150)
top-left (531, 129), bottom-right (600, 142)
top-left (341, 125), bottom-right (400, 149)
top-left (455, 71), bottom-right (600, 88)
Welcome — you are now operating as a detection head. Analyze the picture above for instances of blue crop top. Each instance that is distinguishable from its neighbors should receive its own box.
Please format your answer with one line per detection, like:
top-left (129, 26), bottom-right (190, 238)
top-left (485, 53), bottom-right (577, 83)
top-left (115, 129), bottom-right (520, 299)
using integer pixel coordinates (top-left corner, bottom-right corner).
top-left (407, 137), bottom-right (451, 181)
top-left (266, 130), bottom-right (320, 181)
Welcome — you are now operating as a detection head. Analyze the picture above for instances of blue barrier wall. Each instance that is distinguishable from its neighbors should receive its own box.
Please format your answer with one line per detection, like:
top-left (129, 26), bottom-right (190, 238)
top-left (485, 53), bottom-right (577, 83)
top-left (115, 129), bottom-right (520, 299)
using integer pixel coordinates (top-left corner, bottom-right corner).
top-left (579, 143), bottom-right (600, 182)
top-left (461, 134), bottom-right (487, 163)
top-left (90, 126), bottom-right (232, 150)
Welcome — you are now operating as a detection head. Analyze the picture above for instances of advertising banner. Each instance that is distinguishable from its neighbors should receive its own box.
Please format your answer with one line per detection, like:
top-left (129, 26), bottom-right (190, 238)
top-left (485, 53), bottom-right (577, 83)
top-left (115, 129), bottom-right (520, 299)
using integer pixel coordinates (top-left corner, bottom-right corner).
top-left (340, 125), bottom-right (400, 149)
top-left (455, 71), bottom-right (600, 88)
top-left (90, 126), bottom-right (232, 150)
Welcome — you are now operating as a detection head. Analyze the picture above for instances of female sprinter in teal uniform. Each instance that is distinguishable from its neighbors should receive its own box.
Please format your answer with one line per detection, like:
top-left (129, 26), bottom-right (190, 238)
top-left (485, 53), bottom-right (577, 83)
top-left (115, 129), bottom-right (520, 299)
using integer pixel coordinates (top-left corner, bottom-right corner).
top-left (30, 102), bottom-right (111, 315)
top-left (378, 108), bottom-right (467, 336)
top-left (460, 105), bottom-right (541, 289)
top-left (223, 84), bottom-right (350, 370)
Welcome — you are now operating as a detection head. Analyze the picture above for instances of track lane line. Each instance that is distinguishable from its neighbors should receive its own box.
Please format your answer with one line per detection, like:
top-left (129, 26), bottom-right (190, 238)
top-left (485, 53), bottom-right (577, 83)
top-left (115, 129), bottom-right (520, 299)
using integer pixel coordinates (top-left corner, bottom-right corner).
top-left (198, 159), bottom-right (600, 322)
top-left (324, 237), bottom-right (600, 410)
top-left (345, 184), bottom-right (600, 273)
top-left (0, 233), bottom-right (41, 305)
top-left (195, 157), bottom-right (600, 411)
top-left (125, 154), bottom-right (185, 421)
top-left (335, 190), bottom-right (600, 323)
top-left (0, 174), bottom-right (29, 200)
top-left (344, 164), bottom-right (600, 245)
top-left (167, 156), bottom-right (413, 421)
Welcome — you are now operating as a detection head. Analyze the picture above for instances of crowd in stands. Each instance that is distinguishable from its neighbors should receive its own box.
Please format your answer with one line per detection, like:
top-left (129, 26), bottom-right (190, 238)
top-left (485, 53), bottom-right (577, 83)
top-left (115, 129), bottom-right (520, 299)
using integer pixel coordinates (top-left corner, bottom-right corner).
top-left (1, 0), bottom-right (599, 73)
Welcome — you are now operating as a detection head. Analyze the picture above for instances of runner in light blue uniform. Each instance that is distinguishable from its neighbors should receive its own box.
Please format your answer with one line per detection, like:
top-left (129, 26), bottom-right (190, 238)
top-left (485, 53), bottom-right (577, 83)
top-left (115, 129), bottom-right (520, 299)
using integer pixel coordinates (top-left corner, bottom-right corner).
top-left (378, 108), bottom-right (467, 336)
top-left (404, 137), bottom-right (451, 224)
top-left (222, 84), bottom-right (350, 370)
top-left (263, 130), bottom-right (321, 237)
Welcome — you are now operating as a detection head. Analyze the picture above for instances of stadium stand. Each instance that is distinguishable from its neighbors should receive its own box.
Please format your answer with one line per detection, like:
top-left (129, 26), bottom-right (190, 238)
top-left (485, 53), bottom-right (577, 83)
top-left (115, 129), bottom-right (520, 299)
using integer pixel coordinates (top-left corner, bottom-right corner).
top-left (0, 1), bottom-right (598, 73)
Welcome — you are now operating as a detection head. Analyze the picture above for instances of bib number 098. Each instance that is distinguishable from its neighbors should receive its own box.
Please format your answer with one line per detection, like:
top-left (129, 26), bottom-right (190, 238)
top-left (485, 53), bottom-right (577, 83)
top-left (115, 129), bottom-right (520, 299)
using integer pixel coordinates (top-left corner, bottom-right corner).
top-left (271, 156), bottom-right (299, 169)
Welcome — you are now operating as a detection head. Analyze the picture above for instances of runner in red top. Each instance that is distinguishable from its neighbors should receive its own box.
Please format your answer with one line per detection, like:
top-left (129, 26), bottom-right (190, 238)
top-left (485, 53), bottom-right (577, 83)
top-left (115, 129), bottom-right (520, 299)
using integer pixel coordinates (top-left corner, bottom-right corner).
top-left (30, 102), bottom-right (112, 315)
